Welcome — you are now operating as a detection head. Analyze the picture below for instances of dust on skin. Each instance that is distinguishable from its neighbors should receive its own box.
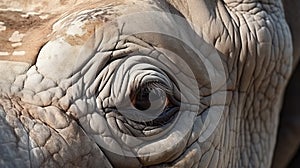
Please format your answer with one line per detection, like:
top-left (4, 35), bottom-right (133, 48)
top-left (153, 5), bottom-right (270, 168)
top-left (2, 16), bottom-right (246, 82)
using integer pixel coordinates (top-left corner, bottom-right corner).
top-left (0, 0), bottom-right (125, 65)
top-left (62, 5), bottom-right (119, 46)
top-left (0, 10), bottom-right (58, 64)
top-left (64, 20), bottom-right (107, 46)
top-left (0, 21), bottom-right (5, 31)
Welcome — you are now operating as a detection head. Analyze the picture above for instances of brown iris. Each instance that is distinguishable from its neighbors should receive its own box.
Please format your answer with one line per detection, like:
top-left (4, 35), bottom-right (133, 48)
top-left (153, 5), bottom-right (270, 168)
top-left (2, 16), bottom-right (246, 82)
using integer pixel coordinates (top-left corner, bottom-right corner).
top-left (130, 83), bottom-right (168, 111)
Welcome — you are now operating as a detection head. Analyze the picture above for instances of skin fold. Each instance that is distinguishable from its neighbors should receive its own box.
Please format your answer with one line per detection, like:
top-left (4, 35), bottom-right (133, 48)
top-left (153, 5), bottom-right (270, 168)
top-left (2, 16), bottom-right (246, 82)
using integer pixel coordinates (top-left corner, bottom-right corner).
top-left (0, 0), bottom-right (299, 167)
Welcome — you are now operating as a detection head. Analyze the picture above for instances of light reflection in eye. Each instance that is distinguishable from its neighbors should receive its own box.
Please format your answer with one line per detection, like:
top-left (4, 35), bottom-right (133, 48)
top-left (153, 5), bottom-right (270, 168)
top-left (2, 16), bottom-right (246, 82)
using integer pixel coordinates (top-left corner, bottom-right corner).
top-left (130, 86), bottom-right (167, 111)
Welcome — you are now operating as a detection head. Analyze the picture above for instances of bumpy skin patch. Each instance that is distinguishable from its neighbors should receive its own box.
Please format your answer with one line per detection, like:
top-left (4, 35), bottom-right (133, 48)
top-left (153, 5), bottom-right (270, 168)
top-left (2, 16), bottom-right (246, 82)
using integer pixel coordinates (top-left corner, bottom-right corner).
top-left (0, 0), bottom-right (297, 167)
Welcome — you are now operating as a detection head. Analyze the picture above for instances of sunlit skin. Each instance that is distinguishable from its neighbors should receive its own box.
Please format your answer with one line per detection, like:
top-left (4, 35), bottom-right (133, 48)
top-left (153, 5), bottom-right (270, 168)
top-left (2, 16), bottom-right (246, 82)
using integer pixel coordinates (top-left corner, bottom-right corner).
top-left (0, 0), bottom-right (299, 167)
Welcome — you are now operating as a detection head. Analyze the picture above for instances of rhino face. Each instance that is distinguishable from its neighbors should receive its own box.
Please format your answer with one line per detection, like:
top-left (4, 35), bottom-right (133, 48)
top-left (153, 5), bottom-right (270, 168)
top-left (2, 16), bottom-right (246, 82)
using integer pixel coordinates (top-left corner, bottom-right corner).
top-left (0, 0), bottom-right (294, 167)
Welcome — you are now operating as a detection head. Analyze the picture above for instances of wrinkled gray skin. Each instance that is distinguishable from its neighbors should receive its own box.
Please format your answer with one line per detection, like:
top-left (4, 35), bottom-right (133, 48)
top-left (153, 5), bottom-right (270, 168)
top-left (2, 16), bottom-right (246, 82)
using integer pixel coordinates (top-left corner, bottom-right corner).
top-left (0, 0), bottom-right (299, 167)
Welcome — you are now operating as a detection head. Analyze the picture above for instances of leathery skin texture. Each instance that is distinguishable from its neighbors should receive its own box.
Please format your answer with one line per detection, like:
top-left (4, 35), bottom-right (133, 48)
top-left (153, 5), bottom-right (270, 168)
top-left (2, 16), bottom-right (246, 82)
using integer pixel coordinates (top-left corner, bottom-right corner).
top-left (0, 0), bottom-right (298, 167)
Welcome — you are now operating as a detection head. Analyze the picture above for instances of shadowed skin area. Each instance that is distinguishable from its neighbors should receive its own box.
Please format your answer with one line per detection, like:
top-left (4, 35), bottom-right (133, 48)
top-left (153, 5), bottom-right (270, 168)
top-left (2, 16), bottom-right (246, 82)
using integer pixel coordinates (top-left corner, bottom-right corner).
top-left (0, 0), bottom-right (299, 167)
top-left (272, 0), bottom-right (300, 167)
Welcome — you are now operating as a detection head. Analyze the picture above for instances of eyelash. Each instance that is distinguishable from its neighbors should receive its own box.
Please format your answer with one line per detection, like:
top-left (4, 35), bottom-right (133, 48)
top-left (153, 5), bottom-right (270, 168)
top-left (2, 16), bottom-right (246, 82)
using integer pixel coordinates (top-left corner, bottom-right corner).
top-left (135, 81), bottom-right (172, 95)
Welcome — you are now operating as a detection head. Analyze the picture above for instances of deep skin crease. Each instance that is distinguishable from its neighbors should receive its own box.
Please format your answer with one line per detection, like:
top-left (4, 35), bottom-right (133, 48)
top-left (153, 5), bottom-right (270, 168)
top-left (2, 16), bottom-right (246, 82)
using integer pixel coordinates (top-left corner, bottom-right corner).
top-left (0, 0), bottom-right (299, 167)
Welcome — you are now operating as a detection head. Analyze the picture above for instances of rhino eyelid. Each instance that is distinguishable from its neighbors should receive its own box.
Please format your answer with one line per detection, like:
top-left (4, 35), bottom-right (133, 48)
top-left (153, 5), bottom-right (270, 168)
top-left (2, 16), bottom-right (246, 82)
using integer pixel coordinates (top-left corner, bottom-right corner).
top-left (137, 81), bottom-right (171, 94)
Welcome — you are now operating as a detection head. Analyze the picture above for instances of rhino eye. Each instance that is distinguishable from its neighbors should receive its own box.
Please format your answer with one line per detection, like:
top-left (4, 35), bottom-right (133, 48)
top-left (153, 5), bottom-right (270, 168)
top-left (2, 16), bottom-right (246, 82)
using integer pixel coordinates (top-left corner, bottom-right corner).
top-left (124, 81), bottom-right (178, 127)
top-left (130, 84), bottom-right (167, 111)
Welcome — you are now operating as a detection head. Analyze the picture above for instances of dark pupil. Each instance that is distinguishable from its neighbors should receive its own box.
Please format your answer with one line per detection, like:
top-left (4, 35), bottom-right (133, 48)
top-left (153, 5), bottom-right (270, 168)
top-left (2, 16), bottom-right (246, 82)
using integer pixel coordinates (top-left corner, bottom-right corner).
top-left (132, 88), bottom-right (151, 111)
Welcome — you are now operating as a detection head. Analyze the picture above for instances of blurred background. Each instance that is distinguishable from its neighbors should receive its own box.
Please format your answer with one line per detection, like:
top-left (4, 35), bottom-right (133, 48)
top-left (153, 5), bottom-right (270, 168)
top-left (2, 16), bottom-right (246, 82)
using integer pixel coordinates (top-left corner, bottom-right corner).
top-left (273, 64), bottom-right (300, 168)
